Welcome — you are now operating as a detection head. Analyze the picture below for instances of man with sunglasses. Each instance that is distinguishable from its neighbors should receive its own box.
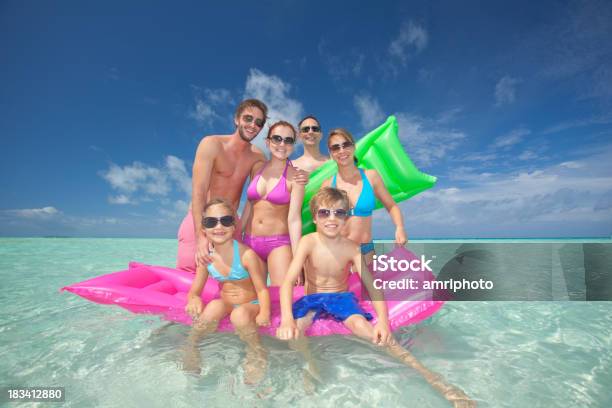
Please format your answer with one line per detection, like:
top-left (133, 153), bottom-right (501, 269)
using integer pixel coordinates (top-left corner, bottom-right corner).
top-left (292, 115), bottom-right (329, 173)
top-left (177, 99), bottom-right (266, 272)
top-left (177, 99), bottom-right (310, 272)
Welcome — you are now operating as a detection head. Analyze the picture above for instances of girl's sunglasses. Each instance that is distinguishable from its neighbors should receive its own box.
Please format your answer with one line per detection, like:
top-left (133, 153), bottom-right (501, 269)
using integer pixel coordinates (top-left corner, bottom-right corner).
top-left (202, 215), bottom-right (235, 228)
top-left (268, 135), bottom-right (296, 145)
top-left (300, 126), bottom-right (321, 133)
top-left (316, 208), bottom-right (349, 219)
top-left (329, 141), bottom-right (354, 152)
top-left (242, 114), bottom-right (265, 128)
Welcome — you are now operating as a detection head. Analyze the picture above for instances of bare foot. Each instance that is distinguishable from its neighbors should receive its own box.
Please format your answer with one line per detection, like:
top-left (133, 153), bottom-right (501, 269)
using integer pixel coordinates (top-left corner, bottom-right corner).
top-left (243, 346), bottom-right (267, 385)
top-left (181, 344), bottom-right (202, 375)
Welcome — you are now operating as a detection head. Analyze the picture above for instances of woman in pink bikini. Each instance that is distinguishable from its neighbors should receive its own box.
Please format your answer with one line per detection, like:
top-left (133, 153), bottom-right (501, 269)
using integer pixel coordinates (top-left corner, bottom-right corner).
top-left (242, 121), bottom-right (305, 285)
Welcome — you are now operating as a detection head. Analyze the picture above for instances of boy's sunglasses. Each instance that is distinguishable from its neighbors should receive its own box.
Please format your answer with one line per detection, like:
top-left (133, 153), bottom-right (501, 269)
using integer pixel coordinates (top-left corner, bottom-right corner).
top-left (202, 215), bottom-right (235, 228)
top-left (268, 135), bottom-right (296, 145)
top-left (242, 114), bottom-right (265, 128)
top-left (329, 141), bottom-right (354, 152)
top-left (316, 208), bottom-right (349, 219)
top-left (300, 126), bottom-right (321, 133)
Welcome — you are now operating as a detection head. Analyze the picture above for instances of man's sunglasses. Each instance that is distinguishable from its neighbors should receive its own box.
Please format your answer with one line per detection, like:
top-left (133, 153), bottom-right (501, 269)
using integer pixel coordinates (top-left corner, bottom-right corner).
top-left (316, 208), bottom-right (349, 219)
top-left (300, 126), bottom-right (321, 133)
top-left (202, 215), bottom-right (235, 228)
top-left (242, 114), bottom-right (265, 128)
top-left (268, 135), bottom-right (296, 145)
top-left (329, 141), bottom-right (354, 152)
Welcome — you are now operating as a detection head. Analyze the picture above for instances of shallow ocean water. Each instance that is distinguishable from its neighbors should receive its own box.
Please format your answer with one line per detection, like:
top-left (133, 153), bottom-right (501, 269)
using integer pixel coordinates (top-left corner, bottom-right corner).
top-left (1, 238), bottom-right (611, 407)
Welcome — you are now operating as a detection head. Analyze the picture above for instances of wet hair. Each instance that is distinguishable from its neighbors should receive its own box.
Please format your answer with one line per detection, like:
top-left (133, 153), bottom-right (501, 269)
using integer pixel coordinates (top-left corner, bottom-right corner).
top-left (267, 120), bottom-right (297, 139)
top-left (328, 128), bottom-right (358, 165)
top-left (234, 99), bottom-right (268, 123)
top-left (203, 198), bottom-right (235, 217)
top-left (309, 187), bottom-right (350, 219)
top-left (298, 115), bottom-right (321, 130)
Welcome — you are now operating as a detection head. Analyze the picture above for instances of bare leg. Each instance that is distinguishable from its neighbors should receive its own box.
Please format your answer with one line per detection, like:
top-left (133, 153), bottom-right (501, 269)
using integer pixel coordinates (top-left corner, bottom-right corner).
top-left (267, 245), bottom-right (292, 286)
top-left (288, 312), bottom-right (321, 391)
top-left (344, 315), bottom-right (476, 407)
top-left (181, 299), bottom-right (231, 374)
top-left (230, 303), bottom-right (267, 385)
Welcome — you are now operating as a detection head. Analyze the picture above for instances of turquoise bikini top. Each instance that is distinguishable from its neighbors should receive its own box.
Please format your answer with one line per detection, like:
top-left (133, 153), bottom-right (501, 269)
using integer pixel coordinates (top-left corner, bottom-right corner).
top-left (207, 240), bottom-right (250, 282)
top-left (332, 168), bottom-right (376, 217)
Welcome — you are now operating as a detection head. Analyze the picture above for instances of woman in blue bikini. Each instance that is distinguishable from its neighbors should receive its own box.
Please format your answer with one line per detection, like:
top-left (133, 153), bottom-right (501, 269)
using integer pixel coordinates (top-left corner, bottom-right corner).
top-left (321, 128), bottom-right (407, 260)
top-left (183, 198), bottom-right (270, 382)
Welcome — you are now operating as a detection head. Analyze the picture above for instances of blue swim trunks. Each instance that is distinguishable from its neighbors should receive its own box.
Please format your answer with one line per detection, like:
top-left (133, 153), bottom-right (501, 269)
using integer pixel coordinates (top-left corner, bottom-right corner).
top-left (292, 292), bottom-right (373, 322)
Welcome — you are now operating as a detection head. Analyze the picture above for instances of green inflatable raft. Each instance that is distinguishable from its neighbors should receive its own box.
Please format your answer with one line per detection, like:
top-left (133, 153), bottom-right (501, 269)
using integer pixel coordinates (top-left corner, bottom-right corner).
top-left (300, 115), bottom-right (436, 234)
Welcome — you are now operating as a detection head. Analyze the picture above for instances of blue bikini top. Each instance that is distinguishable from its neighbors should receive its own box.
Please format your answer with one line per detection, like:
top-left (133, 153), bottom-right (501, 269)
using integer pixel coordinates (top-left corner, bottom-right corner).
top-left (332, 168), bottom-right (376, 217)
top-left (207, 240), bottom-right (250, 282)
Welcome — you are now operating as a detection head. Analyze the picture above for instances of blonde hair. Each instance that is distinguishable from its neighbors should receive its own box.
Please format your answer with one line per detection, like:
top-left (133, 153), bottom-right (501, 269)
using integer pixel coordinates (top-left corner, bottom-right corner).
top-left (309, 187), bottom-right (350, 218)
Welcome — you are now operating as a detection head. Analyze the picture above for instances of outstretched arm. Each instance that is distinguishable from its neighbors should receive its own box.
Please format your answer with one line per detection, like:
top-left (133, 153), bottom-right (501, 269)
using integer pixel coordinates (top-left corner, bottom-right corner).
top-left (192, 138), bottom-right (220, 265)
top-left (277, 236), bottom-right (311, 340)
top-left (370, 170), bottom-right (407, 245)
top-left (352, 249), bottom-right (392, 345)
top-left (287, 175), bottom-right (305, 256)
top-left (185, 264), bottom-right (210, 318)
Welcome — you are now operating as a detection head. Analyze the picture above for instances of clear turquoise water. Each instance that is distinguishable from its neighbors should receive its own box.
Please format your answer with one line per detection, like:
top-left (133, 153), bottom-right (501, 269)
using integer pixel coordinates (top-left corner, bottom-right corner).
top-left (1, 238), bottom-right (611, 407)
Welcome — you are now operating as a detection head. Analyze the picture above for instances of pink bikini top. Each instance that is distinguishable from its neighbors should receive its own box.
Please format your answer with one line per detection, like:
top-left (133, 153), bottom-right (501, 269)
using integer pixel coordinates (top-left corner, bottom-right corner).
top-left (246, 160), bottom-right (292, 205)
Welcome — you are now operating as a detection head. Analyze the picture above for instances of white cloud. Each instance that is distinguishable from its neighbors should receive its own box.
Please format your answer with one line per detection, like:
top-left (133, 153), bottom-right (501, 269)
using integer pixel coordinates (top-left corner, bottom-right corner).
top-left (244, 68), bottom-right (304, 153)
top-left (518, 150), bottom-right (538, 161)
top-left (394, 113), bottom-right (466, 167)
top-left (165, 155), bottom-right (191, 195)
top-left (189, 87), bottom-right (233, 126)
top-left (354, 94), bottom-right (385, 129)
top-left (388, 21), bottom-right (428, 65)
top-left (492, 128), bottom-right (530, 149)
top-left (108, 194), bottom-right (133, 205)
top-left (244, 69), bottom-right (303, 125)
top-left (318, 40), bottom-right (366, 81)
top-left (3, 206), bottom-right (60, 219)
top-left (542, 112), bottom-right (612, 134)
top-left (494, 76), bottom-right (521, 106)
top-left (101, 162), bottom-right (170, 196)
top-left (376, 145), bottom-right (612, 237)
top-left (100, 155), bottom-right (191, 204)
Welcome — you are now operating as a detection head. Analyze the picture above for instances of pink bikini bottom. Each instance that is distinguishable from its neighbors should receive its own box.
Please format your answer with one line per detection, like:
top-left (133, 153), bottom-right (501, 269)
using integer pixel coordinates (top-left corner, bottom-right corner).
top-left (243, 233), bottom-right (291, 261)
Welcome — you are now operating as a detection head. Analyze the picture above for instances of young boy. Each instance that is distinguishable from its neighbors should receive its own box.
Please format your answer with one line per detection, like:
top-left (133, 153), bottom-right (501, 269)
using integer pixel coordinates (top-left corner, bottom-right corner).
top-left (276, 187), bottom-right (392, 344)
top-left (277, 187), bottom-right (476, 408)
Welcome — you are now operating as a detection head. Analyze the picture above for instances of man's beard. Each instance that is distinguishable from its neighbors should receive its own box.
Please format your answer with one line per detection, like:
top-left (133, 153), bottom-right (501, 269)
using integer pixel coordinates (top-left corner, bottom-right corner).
top-left (238, 125), bottom-right (257, 143)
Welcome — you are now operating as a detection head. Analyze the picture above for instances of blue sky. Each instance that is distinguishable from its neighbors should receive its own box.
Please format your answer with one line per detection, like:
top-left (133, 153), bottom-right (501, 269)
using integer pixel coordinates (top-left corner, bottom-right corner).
top-left (1, 0), bottom-right (611, 238)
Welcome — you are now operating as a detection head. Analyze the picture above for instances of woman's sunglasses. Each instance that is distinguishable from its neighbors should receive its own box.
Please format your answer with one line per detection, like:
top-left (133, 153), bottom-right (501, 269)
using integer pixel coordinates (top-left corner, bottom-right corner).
top-left (202, 215), bottom-right (235, 228)
top-left (329, 141), bottom-right (354, 152)
top-left (242, 114), bottom-right (265, 128)
top-left (268, 135), bottom-right (296, 145)
top-left (316, 208), bottom-right (349, 219)
top-left (300, 126), bottom-right (321, 133)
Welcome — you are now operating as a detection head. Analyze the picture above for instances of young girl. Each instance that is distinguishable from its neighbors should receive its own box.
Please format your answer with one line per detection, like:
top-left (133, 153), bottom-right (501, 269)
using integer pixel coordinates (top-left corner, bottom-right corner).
top-left (242, 121), bottom-right (305, 285)
top-left (183, 198), bottom-right (270, 383)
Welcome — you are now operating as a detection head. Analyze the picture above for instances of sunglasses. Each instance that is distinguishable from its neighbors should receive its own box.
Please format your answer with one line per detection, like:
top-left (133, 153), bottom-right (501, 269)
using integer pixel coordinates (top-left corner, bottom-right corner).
top-left (329, 141), bottom-right (354, 152)
top-left (242, 114), bottom-right (265, 128)
top-left (202, 215), bottom-right (235, 228)
top-left (268, 135), bottom-right (296, 145)
top-left (316, 208), bottom-right (349, 219)
top-left (300, 126), bottom-right (321, 133)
